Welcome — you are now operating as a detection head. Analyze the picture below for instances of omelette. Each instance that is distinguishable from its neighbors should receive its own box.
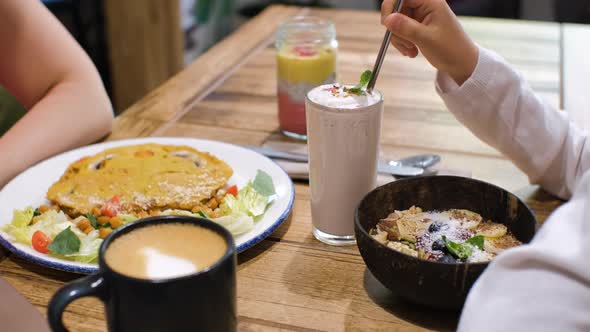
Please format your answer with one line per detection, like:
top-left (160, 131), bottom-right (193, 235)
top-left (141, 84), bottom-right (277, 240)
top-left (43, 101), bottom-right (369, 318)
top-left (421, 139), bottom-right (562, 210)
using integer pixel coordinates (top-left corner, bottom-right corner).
top-left (47, 144), bottom-right (233, 216)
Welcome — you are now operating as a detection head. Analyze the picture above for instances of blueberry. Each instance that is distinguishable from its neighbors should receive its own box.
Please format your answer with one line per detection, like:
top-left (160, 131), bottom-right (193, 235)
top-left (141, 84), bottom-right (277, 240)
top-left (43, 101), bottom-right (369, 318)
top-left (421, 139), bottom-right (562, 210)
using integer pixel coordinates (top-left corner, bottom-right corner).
top-left (428, 222), bottom-right (443, 233)
top-left (428, 223), bottom-right (440, 233)
top-left (439, 254), bottom-right (457, 263)
top-left (432, 239), bottom-right (446, 251)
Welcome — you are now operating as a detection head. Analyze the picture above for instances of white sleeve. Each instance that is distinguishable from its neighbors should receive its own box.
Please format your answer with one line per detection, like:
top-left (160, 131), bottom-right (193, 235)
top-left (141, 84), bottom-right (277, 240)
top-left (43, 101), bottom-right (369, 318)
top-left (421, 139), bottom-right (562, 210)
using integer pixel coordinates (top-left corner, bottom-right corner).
top-left (436, 46), bottom-right (590, 199)
top-left (458, 171), bottom-right (590, 331)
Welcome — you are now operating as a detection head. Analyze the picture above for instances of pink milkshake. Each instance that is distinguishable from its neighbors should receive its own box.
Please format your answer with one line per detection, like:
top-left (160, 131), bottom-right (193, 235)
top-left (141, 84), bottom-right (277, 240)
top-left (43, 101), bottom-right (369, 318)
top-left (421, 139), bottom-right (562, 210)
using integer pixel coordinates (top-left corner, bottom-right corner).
top-left (306, 84), bottom-right (383, 245)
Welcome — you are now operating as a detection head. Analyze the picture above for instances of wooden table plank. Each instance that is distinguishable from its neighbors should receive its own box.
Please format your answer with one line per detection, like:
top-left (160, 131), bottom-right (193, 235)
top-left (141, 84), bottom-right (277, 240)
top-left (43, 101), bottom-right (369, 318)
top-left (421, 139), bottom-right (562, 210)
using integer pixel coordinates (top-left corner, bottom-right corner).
top-left (562, 23), bottom-right (590, 128)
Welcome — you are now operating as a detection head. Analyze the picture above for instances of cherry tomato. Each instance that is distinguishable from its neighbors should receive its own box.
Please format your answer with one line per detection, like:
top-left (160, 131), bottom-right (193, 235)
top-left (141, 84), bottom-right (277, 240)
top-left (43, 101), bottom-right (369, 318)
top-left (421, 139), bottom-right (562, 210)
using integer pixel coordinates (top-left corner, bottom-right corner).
top-left (293, 46), bottom-right (317, 57)
top-left (32, 231), bottom-right (51, 254)
top-left (101, 195), bottom-right (121, 217)
top-left (226, 185), bottom-right (238, 197)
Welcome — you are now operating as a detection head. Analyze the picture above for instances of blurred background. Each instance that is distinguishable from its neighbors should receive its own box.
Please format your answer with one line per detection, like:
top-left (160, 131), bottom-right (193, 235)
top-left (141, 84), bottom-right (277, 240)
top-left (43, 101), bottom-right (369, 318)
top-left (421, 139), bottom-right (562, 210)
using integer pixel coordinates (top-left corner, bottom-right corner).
top-left (26, 0), bottom-right (590, 113)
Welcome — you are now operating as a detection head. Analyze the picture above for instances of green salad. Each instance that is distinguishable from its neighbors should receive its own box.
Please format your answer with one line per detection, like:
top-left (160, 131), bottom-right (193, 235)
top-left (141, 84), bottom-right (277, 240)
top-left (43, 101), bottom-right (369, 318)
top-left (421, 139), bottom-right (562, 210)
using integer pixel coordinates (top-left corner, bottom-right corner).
top-left (2, 170), bottom-right (276, 264)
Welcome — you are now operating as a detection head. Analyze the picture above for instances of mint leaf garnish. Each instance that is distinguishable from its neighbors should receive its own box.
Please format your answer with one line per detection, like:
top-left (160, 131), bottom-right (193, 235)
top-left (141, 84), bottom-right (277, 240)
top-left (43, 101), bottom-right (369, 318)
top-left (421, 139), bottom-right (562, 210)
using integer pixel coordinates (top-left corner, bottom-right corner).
top-left (466, 235), bottom-right (485, 250)
top-left (48, 227), bottom-right (81, 255)
top-left (344, 70), bottom-right (372, 95)
top-left (356, 70), bottom-right (372, 88)
top-left (442, 235), bottom-right (472, 261)
top-left (252, 170), bottom-right (276, 197)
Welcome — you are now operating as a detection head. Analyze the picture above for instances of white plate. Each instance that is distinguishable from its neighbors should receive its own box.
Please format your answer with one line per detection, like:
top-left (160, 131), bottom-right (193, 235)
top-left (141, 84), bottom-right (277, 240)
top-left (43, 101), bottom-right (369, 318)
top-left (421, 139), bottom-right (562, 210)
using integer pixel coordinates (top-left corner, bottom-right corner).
top-left (0, 138), bottom-right (295, 274)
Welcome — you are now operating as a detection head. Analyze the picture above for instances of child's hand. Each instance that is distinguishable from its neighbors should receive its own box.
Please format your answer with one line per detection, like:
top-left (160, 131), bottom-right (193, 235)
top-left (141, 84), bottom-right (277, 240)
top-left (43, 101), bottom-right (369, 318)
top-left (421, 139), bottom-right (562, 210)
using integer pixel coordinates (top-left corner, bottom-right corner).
top-left (381, 0), bottom-right (478, 85)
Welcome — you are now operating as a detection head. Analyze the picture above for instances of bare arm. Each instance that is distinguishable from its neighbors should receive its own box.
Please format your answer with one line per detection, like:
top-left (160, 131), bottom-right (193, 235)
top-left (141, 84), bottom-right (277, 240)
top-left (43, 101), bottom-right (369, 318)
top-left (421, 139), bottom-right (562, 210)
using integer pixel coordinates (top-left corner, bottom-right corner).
top-left (0, 0), bottom-right (113, 186)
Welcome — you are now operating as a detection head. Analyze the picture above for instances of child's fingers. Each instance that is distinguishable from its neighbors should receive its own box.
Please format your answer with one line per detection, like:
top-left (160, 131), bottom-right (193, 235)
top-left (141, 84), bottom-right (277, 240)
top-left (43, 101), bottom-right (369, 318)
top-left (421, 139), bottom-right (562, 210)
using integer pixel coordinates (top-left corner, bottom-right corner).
top-left (391, 34), bottom-right (415, 50)
top-left (405, 46), bottom-right (419, 58)
top-left (382, 0), bottom-right (415, 24)
top-left (392, 40), bottom-right (416, 57)
top-left (381, 0), bottom-right (422, 59)
top-left (384, 12), bottom-right (425, 45)
top-left (393, 45), bottom-right (409, 56)
top-left (402, 0), bottom-right (434, 9)
top-left (401, 5), bottom-right (414, 19)
top-left (381, 0), bottom-right (394, 24)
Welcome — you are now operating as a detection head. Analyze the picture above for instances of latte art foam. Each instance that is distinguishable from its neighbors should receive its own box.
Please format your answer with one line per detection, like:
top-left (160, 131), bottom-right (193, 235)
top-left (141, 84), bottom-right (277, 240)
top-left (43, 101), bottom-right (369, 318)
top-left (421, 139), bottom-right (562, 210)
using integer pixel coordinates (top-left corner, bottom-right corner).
top-left (105, 223), bottom-right (227, 280)
top-left (141, 248), bottom-right (198, 279)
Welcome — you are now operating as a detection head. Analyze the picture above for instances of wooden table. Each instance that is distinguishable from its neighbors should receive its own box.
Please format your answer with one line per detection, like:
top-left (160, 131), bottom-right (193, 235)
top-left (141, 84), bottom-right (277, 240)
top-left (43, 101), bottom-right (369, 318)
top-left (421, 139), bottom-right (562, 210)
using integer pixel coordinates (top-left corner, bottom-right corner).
top-left (2, 5), bottom-right (589, 331)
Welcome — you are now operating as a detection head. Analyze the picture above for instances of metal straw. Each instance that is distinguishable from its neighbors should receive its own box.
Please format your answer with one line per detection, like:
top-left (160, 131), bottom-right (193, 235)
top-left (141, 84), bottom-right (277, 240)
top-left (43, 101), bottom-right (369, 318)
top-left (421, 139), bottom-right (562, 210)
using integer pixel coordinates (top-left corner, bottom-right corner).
top-left (366, 0), bottom-right (405, 93)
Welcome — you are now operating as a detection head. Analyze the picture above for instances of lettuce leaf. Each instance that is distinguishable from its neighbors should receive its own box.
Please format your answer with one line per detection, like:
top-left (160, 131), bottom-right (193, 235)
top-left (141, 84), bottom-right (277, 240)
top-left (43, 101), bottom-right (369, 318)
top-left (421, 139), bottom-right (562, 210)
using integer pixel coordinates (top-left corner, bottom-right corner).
top-left (2, 206), bottom-right (36, 239)
top-left (4, 210), bottom-right (71, 245)
top-left (118, 213), bottom-right (139, 224)
top-left (211, 213), bottom-right (254, 235)
top-left (159, 209), bottom-right (196, 217)
top-left (11, 207), bottom-right (35, 228)
top-left (213, 170), bottom-right (276, 235)
top-left (3, 208), bottom-right (103, 263)
top-left (220, 183), bottom-right (269, 217)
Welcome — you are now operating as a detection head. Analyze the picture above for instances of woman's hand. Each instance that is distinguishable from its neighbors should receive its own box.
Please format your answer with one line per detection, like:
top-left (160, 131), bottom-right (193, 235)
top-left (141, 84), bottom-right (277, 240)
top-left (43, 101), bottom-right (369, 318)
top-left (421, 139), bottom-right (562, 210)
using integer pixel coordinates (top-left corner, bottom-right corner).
top-left (381, 0), bottom-right (479, 85)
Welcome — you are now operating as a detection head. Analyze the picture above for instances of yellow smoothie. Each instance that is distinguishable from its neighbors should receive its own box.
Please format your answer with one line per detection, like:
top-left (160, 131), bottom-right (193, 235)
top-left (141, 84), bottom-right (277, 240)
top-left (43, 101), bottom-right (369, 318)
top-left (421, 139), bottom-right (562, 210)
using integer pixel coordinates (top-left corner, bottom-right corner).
top-left (277, 46), bottom-right (336, 85)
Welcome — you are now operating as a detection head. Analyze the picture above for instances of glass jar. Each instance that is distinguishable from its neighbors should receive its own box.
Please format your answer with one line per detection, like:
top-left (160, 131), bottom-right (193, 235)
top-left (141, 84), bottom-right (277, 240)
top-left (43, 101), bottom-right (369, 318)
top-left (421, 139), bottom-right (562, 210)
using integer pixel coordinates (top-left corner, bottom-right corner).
top-left (275, 16), bottom-right (338, 140)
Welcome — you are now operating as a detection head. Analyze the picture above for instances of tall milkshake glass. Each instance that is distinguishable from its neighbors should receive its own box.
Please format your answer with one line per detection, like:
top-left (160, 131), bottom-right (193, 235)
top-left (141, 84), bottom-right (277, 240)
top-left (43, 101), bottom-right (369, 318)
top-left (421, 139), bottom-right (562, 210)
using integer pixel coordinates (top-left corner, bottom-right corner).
top-left (306, 84), bottom-right (383, 245)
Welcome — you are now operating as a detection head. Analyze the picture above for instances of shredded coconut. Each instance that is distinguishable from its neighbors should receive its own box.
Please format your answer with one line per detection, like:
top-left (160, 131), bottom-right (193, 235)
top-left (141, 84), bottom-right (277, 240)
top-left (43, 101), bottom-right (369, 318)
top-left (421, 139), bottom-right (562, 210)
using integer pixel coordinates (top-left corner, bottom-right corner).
top-left (414, 211), bottom-right (474, 260)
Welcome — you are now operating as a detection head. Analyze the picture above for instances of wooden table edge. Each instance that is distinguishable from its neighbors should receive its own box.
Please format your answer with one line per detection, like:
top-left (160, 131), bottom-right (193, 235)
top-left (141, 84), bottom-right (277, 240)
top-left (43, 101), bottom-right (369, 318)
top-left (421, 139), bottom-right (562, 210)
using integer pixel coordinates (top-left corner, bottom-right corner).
top-left (107, 5), bottom-right (305, 141)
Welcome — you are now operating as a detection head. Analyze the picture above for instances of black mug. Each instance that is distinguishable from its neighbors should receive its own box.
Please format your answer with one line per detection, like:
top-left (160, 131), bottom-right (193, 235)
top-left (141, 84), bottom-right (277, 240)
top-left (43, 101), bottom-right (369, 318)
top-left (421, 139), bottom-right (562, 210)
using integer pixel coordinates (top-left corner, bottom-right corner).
top-left (48, 216), bottom-right (237, 332)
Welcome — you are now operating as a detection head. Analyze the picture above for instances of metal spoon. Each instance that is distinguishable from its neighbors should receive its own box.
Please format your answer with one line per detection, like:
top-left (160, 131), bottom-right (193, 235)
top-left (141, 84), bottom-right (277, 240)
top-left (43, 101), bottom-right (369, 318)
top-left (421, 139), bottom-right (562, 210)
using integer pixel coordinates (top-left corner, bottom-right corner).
top-left (366, 0), bottom-right (405, 93)
top-left (391, 154), bottom-right (441, 169)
